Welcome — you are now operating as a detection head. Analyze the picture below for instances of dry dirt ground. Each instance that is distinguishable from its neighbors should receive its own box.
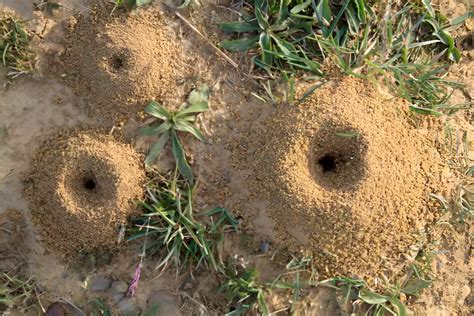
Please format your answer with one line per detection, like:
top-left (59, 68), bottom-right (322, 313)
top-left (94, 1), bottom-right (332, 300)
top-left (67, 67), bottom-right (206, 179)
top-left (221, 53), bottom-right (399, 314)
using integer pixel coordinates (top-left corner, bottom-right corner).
top-left (0, 0), bottom-right (472, 315)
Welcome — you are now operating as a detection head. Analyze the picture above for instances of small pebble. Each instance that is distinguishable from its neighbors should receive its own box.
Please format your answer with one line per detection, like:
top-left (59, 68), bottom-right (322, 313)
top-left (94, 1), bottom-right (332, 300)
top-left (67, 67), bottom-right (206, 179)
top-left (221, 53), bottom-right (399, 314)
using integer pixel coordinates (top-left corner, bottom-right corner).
top-left (259, 240), bottom-right (269, 253)
top-left (46, 302), bottom-right (65, 316)
top-left (148, 291), bottom-right (179, 316)
top-left (110, 280), bottom-right (128, 294)
top-left (89, 276), bottom-right (112, 292)
top-left (117, 298), bottom-right (138, 316)
top-left (112, 293), bottom-right (125, 304)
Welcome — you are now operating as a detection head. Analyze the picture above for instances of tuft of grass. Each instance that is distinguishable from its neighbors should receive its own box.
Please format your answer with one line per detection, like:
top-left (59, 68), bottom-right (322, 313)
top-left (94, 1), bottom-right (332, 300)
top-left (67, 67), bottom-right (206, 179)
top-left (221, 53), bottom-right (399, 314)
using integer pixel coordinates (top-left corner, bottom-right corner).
top-left (128, 172), bottom-right (238, 273)
top-left (0, 13), bottom-right (35, 79)
top-left (218, 0), bottom-right (472, 114)
top-left (0, 273), bottom-right (40, 313)
top-left (141, 85), bottom-right (210, 184)
top-left (220, 264), bottom-right (270, 316)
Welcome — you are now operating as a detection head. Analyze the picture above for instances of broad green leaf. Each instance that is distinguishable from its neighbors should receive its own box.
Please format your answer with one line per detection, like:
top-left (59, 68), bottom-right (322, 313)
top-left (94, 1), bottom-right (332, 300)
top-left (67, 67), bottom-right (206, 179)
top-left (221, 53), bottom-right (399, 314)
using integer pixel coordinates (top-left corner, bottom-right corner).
top-left (315, 0), bottom-right (332, 26)
top-left (145, 101), bottom-right (171, 120)
top-left (140, 121), bottom-right (173, 136)
top-left (450, 12), bottom-right (474, 28)
top-left (290, 0), bottom-right (311, 14)
top-left (176, 102), bottom-right (209, 118)
top-left (174, 118), bottom-right (206, 142)
top-left (217, 22), bottom-right (260, 33)
top-left (220, 36), bottom-right (259, 51)
top-left (401, 277), bottom-right (431, 295)
top-left (188, 85), bottom-right (210, 106)
top-left (255, 6), bottom-right (270, 30)
top-left (145, 131), bottom-right (170, 166)
top-left (390, 297), bottom-right (408, 316)
top-left (171, 130), bottom-right (193, 183)
top-left (359, 289), bottom-right (389, 305)
top-left (259, 32), bottom-right (272, 67)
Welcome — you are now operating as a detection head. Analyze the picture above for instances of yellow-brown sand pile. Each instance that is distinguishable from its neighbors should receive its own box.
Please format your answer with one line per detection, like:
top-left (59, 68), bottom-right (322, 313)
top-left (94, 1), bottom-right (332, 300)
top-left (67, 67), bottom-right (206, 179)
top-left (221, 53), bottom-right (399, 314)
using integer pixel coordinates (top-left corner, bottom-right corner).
top-left (24, 130), bottom-right (145, 258)
top-left (60, 5), bottom-right (184, 122)
top-left (235, 78), bottom-right (442, 280)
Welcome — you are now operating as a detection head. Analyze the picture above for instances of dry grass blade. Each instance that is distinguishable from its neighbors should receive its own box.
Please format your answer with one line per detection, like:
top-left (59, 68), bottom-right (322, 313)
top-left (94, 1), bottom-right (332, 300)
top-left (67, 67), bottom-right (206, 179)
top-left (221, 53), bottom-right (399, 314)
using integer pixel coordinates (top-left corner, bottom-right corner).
top-left (0, 13), bottom-right (35, 79)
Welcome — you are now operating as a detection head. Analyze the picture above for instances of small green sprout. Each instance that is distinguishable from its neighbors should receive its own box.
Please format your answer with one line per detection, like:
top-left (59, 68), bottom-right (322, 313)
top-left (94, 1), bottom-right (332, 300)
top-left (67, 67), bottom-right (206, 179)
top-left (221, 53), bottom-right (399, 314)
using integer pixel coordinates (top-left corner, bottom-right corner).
top-left (141, 85), bottom-right (209, 184)
top-left (221, 266), bottom-right (270, 316)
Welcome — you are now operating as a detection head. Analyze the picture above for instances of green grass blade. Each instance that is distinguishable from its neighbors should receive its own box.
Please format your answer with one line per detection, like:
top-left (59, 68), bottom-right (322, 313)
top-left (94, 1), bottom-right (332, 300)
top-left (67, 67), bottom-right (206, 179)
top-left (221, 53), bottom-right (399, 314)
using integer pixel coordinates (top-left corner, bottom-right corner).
top-left (171, 130), bottom-right (193, 183)
top-left (145, 131), bottom-right (170, 166)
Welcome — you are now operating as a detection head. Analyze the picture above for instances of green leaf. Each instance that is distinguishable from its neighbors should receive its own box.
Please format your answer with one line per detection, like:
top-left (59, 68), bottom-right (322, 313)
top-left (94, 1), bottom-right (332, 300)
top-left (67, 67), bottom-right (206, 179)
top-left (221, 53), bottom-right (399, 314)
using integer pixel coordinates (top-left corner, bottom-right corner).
top-left (401, 277), bottom-right (431, 296)
top-left (145, 101), bottom-right (171, 120)
top-left (188, 85), bottom-right (210, 106)
top-left (171, 130), bottom-right (193, 183)
top-left (359, 289), bottom-right (389, 305)
top-left (176, 102), bottom-right (208, 119)
top-left (140, 121), bottom-right (173, 136)
top-left (390, 297), bottom-right (408, 316)
top-left (290, 0), bottom-right (311, 14)
top-left (220, 36), bottom-right (259, 52)
top-left (354, 0), bottom-right (366, 22)
top-left (255, 6), bottom-right (270, 30)
top-left (217, 22), bottom-right (260, 33)
top-left (259, 32), bottom-right (272, 67)
top-left (257, 290), bottom-right (270, 315)
top-left (174, 119), bottom-right (206, 142)
top-left (315, 0), bottom-right (332, 26)
top-left (422, 0), bottom-right (436, 18)
top-left (145, 132), bottom-right (170, 166)
top-left (450, 12), bottom-right (474, 28)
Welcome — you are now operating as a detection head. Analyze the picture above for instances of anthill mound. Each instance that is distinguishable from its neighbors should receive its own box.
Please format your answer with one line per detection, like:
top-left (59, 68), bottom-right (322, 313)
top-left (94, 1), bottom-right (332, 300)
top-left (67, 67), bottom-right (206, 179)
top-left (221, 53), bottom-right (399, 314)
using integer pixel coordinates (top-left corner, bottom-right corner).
top-left (60, 5), bottom-right (184, 122)
top-left (235, 78), bottom-right (442, 281)
top-left (24, 129), bottom-right (145, 258)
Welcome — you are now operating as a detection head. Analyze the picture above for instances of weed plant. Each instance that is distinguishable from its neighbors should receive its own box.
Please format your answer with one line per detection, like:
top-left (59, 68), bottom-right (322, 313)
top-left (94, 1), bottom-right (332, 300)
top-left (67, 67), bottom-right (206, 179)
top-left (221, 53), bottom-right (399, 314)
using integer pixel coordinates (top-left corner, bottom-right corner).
top-left (0, 273), bottom-right (39, 313)
top-left (221, 264), bottom-right (269, 315)
top-left (141, 85), bottom-right (209, 183)
top-left (0, 13), bottom-right (35, 78)
top-left (128, 172), bottom-right (238, 273)
top-left (218, 0), bottom-right (472, 113)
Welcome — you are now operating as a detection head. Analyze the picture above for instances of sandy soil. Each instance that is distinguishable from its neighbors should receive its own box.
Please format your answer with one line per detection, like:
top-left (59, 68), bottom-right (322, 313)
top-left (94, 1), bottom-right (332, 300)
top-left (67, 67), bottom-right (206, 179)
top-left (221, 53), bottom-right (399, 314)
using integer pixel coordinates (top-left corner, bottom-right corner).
top-left (0, 0), bottom-right (472, 315)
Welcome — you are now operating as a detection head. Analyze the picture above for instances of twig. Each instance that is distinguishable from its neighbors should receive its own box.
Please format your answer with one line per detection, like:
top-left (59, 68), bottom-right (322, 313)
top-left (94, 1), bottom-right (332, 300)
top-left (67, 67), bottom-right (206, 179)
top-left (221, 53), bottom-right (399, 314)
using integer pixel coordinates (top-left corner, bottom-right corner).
top-left (174, 11), bottom-right (239, 70)
top-left (56, 297), bottom-right (85, 316)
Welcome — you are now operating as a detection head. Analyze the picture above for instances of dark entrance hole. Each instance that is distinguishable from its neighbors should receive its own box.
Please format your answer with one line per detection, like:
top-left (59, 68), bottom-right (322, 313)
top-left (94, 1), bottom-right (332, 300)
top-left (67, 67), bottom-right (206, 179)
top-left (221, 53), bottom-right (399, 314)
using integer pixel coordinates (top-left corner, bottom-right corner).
top-left (318, 154), bottom-right (336, 173)
top-left (111, 55), bottom-right (124, 70)
top-left (309, 124), bottom-right (368, 190)
top-left (83, 178), bottom-right (97, 190)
